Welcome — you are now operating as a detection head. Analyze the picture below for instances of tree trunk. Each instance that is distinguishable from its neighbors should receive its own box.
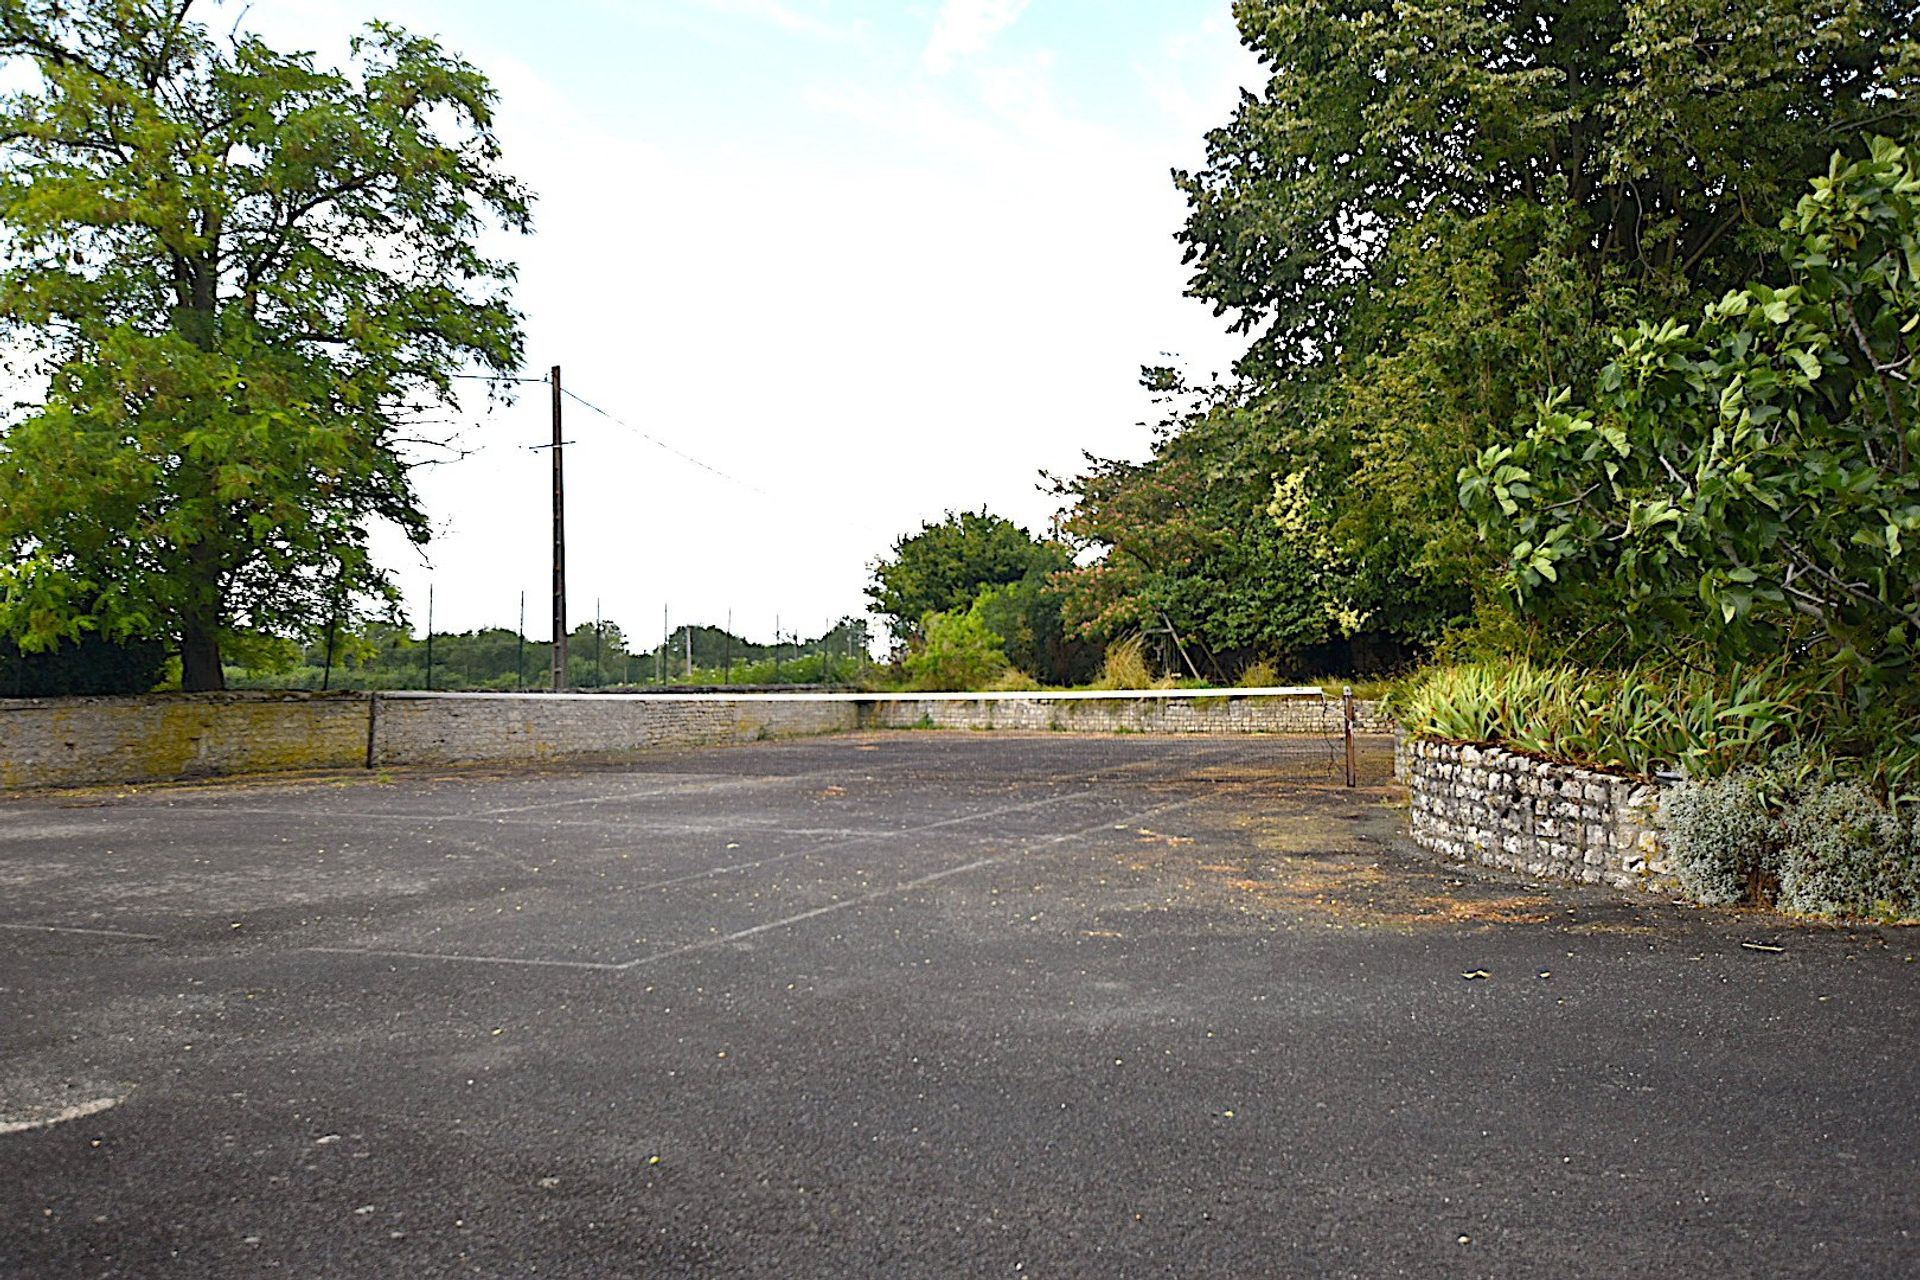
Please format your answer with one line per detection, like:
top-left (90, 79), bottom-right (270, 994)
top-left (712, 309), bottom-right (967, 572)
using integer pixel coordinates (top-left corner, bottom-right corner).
top-left (179, 611), bottom-right (225, 692)
top-left (178, 541), bottom-right (225, 692)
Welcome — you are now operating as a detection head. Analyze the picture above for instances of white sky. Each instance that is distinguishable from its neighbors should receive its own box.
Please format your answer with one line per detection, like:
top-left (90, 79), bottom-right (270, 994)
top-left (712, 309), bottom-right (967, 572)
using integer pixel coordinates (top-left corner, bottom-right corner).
top-left (233, 0), bottom-right (1260, 646)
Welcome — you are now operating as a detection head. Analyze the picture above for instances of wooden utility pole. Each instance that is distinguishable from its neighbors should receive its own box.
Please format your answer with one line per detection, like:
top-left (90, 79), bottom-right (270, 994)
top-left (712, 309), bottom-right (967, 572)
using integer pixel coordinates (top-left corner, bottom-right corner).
top-left (550, 365), bottom-right (568, 691)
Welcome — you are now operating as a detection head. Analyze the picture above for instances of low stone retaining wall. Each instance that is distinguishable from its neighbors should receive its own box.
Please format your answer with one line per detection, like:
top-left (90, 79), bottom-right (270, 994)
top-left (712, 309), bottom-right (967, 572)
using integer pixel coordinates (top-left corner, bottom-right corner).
top-left (0, 689), bottom-right (1389, 789)
top-left (1402, 739), bottom-right (1672, 891)
top-left (370, 692), bottom-right (860, 768)
top-left (862, 690), bottom-right (1388, 735)
top-left (0, 692), bottom-right (370, 791)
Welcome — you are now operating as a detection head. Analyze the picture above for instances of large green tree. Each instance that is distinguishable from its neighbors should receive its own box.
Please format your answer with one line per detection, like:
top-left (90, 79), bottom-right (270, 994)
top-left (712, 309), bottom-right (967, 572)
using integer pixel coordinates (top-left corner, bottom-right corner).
top-left (0, 1), bottom-right (529, 689)
top-left (1054, 0), bottom-right (1920, 665)
top-left (1463, 139), bottom-right (1920, 693)
top-left (1051, 370), bottom-right (1392, 675)
top-left (868, 509), bottom-right (1093, 684)
top-left (1184, 1), bottom-right (1918, 362)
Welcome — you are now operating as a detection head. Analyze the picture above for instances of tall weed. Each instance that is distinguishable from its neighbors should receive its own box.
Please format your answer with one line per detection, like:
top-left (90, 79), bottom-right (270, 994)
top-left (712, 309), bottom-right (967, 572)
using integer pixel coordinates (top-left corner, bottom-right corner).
top-left (1092, 636), bottom-right (1166, 691)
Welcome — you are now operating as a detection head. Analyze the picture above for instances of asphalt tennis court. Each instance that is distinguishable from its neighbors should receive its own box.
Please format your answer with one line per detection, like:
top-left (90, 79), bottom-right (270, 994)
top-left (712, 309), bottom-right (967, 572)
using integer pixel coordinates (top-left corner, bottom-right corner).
top-left (2, 731), bottom-right (1917, 1278)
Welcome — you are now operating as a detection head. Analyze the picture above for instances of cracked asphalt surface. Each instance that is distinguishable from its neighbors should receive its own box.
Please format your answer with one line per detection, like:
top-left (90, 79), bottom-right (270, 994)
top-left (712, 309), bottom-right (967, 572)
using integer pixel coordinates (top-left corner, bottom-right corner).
top-left (1, 732), bottom-right (1917, 1277)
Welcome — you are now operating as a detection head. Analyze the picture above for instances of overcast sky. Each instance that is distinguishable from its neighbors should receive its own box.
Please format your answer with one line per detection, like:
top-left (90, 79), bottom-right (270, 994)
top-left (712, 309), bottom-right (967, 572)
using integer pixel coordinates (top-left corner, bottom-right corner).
top-left (240, 0), bottom-right (1259, 647)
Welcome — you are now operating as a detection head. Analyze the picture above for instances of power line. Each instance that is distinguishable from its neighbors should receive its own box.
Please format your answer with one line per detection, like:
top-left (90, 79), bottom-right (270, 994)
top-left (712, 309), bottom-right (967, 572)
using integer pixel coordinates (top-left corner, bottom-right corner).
top-left (453, 365), bottom-right (871, 537)
top-left (557, 385), bottom-right (772, 498)
top-left (449, 372), bottom-right (552, 385)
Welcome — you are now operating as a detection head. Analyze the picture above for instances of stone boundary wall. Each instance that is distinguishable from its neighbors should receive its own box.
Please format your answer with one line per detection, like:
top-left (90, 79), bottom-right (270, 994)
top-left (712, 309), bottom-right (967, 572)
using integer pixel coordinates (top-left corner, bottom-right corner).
top-left (369, 692), bottom-right (860, 768)
top-left (1402, 739), bottom-right (1672, 891)
top-left (0, 692), bottom-right (370, 791)
top-left (0, 689), bottom-right (1391, 790)
top-left (864, 690), bottom-right (1389, 736)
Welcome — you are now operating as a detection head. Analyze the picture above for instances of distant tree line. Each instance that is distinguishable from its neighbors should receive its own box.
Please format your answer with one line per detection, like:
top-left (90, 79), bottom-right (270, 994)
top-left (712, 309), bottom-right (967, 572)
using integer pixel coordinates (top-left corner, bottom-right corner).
top-left (222, 618), bottom-right (874, 692)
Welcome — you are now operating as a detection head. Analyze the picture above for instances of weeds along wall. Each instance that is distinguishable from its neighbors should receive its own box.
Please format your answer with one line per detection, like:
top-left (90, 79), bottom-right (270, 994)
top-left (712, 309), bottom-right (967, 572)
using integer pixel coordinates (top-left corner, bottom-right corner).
top-left (0, 690), bottom-right (1391, 789)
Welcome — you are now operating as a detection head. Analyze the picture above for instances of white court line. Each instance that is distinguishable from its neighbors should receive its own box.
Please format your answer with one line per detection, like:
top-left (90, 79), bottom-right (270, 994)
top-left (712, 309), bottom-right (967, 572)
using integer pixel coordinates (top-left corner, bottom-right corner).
top-left (0, 1095), bottom-right (125, 1136)
top-left (618, 791), bottom-right (1210, 970)
top-left (305, 792), bottom-right (1207, 974)
top-left (302, 789), bottom-right (1094, 969)
top-left (612, 789), bottom-right (1091, 894)
top-left (0, 922), bottom-right (162, 941)
top-left (301, 944), bottom-right (626, 972)
top-left (463, 767), bottom-right (887, 818)
top-left (302, 857), bottom-right (1006, 974)
top-left (83, 806), bottom-right (895, 839)
top-left (95, 769), bottom-right (834, 822)
top-left (615, 856), bottom-right (1003, 969)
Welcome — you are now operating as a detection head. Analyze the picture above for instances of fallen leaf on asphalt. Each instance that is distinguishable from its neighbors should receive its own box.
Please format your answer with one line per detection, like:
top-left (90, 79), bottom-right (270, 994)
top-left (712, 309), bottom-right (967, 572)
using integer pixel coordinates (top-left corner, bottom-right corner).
top-left (1461, 970), bottom-right (1491, 980)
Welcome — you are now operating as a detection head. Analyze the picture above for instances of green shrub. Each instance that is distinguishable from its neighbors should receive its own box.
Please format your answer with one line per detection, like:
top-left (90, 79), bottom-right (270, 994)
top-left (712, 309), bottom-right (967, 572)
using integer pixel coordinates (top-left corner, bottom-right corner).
top-left (1660, 773), bottom-right (1778, 906)
top-left (1238, 659), bottom-right (1280, 688)
top-left (1091, 635), bottom-right (1165, 690)
top-left (903, 610), bottom-right (1008, 692)
top-left (1660, 769), bottom-right (1920, 919)
top-left (1393, 660), bottom-right (1804, 779)
top-left (1777, 783), bottom-right (1920, 920)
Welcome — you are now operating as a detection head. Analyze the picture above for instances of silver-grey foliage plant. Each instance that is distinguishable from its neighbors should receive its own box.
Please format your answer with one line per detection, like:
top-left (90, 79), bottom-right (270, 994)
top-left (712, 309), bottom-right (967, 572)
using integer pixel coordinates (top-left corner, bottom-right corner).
top-left (1778, 783), bottom-right (1920, 919)
top-left (1662, 769), bottom-right (1920, 919)
top-left (1660, 773), bottom-right (1776, 906)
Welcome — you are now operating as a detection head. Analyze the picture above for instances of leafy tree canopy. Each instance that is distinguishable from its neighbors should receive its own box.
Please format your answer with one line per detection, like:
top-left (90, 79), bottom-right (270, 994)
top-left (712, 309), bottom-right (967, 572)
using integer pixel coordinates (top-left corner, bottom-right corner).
top-left (1183, 0), bottom-right (1919, 378)
top-left (1054, 0), bottom-right (1920, 671)
top-left (0, 0), bottom-right (530, 689)
top-left (867, 509), bottom-right (1069, 642)
top-left (1051, 369), bottom-right (1396, 675)
top-left (1464, 139), bottom-right (1920, 696)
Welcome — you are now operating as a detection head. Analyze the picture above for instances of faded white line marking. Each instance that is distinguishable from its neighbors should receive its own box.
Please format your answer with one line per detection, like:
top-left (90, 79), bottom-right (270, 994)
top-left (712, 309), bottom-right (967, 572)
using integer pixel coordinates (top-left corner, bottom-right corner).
top-left (301, 945), bottom-right (624, 972)
top-left (466, 771), bottom-right (851, 817)
top-left (0, 1095), bottom-right (124, 1136)
top-left (300, 790), bottom-right (1094, 970)
top-left (0, 922), bottom-right (162, 941)
top-left (296, 788), bottom-right (1206, 974)
top-left (621, 793), bottom-right (1209, 970)
top-left (619, 856), bottom-right (1005, 969)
